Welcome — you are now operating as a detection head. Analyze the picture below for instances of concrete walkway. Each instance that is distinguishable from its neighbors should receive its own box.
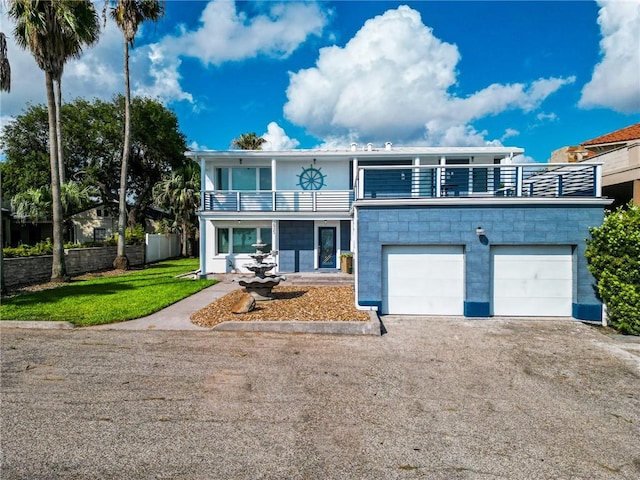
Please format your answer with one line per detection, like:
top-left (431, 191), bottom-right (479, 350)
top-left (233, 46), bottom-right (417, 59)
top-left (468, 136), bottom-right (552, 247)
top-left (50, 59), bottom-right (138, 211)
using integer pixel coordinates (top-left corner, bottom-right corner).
top-left (90, 279), bottom-right (240, 331)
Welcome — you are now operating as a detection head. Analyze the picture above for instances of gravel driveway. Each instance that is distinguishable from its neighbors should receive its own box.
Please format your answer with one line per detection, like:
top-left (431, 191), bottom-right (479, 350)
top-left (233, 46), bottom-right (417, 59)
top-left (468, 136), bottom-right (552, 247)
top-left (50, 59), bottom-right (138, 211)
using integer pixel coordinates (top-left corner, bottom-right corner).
top-left (1, 317), bottom-right (639, 479)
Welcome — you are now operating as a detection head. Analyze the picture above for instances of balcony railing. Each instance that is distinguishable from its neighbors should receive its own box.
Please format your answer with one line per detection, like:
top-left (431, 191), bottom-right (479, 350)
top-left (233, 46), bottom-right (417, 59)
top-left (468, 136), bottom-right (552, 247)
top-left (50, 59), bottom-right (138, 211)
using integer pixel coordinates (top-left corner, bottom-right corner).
top-left (202, 190), bottom-right (354, 213)
top-left (200, 164), bottom-right (603, 213)
top-left (354, 163), bottom-right (603, 200)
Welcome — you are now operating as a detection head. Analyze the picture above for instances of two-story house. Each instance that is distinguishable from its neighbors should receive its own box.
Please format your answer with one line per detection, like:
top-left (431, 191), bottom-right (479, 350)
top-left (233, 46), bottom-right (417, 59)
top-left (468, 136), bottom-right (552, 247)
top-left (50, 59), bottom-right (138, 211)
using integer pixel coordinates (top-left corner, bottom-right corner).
top-left (188, 143), bottom-right (609, 322)
top-left (551, 122), bottom-right (640, 208)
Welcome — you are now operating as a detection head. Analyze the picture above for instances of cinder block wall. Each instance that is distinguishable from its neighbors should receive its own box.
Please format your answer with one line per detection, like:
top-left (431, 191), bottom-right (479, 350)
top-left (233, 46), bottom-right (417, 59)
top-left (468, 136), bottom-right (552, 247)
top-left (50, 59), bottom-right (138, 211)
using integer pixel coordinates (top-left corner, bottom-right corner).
top-left (356, 204), bottom-right (605, 320)
top-left (3, 245), bottom-right (145, 289)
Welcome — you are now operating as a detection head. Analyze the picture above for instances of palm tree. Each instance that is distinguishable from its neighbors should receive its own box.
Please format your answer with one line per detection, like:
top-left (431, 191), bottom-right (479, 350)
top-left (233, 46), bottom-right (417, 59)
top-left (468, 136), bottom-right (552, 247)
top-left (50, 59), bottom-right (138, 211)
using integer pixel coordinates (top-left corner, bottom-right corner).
top-left (153, 162), bottom-right (200, 257)
top-left (11, 186), bottom-right (52, 224)
top-left (0, 32), bottom-right (9, 294)
top-left (0, 32), bottom-right (10, 92)
top-left (11, 181), bottom-right (98, 224)
top-left (231, 132), bottom-right (267, 150)
top-left (104, 0), bottom-right (165, 270)
top-left (8, 0), bottom-right (101, 282)
top-left (55, 3), bottom-right (100, 184)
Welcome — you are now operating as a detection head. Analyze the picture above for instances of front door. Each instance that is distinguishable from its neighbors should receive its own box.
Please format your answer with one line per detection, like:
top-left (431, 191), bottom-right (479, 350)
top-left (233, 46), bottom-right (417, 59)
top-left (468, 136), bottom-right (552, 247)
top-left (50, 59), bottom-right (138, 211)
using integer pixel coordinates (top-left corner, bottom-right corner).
top-left (318, 227), bottom-right (336, 268)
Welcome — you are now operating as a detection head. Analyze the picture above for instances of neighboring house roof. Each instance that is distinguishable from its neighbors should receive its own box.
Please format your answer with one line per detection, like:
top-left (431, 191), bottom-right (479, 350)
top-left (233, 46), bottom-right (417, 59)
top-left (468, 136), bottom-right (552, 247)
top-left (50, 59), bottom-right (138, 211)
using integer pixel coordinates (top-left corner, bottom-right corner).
top-left (582, 123), bottom-right (640, 147)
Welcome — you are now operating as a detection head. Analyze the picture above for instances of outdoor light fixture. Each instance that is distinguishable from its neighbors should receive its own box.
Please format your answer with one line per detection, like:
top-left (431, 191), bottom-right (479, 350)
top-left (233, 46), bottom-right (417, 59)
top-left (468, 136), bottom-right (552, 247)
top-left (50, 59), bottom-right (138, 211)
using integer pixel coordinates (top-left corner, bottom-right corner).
top-left (476, 226), bottom-right (485, 236)
top-left (239, 158), bottom-right (242, 164)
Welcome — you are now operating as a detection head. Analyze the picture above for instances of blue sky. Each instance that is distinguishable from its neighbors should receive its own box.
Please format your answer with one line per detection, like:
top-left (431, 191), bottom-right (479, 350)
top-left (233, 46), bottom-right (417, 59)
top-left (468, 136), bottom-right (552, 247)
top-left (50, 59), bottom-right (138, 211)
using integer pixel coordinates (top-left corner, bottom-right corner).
top-left (1, 0), bottom-right (639, 163)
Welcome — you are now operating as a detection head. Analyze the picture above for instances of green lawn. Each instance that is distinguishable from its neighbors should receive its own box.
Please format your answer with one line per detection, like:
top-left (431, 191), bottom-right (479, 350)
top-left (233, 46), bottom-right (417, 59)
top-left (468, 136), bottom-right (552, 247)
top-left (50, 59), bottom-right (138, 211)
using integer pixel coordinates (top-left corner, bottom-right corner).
top-left (0, 258), bottom-right (217, 326)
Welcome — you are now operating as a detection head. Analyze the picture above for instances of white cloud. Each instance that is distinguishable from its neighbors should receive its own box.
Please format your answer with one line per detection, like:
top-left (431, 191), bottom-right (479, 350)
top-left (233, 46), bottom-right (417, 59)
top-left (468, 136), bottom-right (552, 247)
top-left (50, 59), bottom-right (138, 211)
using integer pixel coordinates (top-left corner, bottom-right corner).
top-left (579, 0), bottom-right (640, 113)
top-left (188, 140), bottom-right (209, 151)
top-left (536, 112), bottom-right (558, 122)
top-left (161, 0), bottom-right (328, 66)
top-left (132, 43), bottom-right (193, 104)
top-left (261, 122), bottom-right (300, 150)
top-left (0, 1), bottom-right (327, 120)
top-left (512, 154), bottom-right (538, 164)
top-left (501, 128), bottom-right (520, 141)
top-left (284, 5), bottom-right (575, 147)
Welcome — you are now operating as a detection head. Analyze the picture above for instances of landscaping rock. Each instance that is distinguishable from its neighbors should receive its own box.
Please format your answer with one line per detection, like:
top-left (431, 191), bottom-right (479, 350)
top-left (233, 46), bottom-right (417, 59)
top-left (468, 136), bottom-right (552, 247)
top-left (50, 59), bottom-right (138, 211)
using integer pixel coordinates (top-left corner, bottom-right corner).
top-left (231, 293), bottom-right (256, 314)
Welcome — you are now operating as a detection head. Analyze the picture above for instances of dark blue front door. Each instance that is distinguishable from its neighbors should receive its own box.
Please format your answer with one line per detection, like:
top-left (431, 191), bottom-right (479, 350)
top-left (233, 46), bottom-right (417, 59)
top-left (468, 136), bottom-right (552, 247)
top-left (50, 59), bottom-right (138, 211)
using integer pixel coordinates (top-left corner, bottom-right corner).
top-left (319, 227), bottom-right (336, 268)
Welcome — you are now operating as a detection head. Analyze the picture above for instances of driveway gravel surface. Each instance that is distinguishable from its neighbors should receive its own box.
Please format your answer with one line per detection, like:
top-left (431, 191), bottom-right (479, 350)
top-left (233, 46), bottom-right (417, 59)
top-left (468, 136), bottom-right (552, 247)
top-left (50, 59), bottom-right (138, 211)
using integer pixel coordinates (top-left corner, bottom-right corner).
top-left (1, 317), bottom-right (639, 479)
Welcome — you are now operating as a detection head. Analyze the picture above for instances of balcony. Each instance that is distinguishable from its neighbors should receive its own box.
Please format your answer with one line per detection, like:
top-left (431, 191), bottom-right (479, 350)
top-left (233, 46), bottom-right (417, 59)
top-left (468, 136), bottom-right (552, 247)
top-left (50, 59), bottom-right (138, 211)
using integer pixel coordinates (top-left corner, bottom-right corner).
top-left (354, 163), bottom-right (603, 200)
top-left (200, 163), bottom-right (603, 213)
top-left (202, 190), bottom-right (354, 213)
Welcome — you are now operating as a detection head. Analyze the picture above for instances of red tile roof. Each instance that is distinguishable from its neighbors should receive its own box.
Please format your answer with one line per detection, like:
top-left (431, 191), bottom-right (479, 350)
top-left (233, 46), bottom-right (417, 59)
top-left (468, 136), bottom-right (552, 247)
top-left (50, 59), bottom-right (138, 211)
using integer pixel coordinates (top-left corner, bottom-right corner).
top-left (582, 123), bottom-right (640, 146)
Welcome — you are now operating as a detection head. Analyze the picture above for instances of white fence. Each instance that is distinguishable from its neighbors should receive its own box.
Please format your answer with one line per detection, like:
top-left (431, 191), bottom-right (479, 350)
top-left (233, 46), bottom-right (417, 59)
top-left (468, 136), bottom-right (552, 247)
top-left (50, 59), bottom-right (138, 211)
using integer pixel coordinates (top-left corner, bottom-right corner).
top-left (145, 233), bottom-right (181, 263)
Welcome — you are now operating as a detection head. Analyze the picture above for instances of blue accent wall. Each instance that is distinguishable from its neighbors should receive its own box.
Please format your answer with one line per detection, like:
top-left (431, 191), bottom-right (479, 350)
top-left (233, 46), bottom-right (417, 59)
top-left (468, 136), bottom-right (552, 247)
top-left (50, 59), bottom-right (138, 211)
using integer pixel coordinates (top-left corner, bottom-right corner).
top-left (357, 204), bottom-right (605, 320)
top-left (279, 220), bottom-right (314, 272)
top-left (340, 220), bottom-right (351, 251)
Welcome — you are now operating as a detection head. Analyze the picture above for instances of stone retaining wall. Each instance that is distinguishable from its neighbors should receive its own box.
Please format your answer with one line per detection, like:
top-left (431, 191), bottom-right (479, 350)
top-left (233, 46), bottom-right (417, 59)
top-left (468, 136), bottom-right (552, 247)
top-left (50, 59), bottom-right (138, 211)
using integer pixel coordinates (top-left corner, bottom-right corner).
top-left (3, 245), bottom-right (145, 289)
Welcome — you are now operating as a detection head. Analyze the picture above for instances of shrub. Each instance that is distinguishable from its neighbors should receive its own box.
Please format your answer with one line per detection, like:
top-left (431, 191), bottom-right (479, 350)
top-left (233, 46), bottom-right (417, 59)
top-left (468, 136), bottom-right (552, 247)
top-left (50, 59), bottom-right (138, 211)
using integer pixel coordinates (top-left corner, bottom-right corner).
top-left (585, 203), bottom-right (640, 335)
top-left (2, 239), bottom-right (53, 258)
top-left (126, 224), bottom-right (146, 245)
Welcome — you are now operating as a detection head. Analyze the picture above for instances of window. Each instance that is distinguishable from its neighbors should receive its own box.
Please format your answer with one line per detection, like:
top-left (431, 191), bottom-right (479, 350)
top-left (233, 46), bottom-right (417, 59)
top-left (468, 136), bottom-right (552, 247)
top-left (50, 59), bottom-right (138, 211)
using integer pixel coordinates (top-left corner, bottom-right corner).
top-left (217, 227), bottom-right (272, 254)
top-left (215, 167), bottom-right (271, 191)
top-left (94, 228), bottom-right (107, 241)
top-left (217, 228), bottom-right (229, 254)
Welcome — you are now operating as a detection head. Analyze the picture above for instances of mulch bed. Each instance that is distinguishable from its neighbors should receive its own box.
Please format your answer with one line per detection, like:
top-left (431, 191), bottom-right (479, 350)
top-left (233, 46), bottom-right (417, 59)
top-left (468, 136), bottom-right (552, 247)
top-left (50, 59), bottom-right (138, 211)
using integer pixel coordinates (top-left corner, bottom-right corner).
top-left (191, 285), bottom-right (370, 328)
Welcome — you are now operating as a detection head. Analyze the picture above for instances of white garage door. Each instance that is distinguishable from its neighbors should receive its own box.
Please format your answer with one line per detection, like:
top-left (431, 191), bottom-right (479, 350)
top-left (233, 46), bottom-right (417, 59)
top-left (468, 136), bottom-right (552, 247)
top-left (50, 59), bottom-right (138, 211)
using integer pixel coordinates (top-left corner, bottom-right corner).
top-left (492, 245), bottom-right (573, 317)
top-left (382, 245), bottom-right (464, 315)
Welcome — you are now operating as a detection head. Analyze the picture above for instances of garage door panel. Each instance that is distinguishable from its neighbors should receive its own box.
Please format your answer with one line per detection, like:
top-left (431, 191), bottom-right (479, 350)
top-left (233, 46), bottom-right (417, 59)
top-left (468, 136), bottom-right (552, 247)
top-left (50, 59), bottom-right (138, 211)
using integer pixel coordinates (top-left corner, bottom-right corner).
top-left (383, 245), bottom-right (464, 315)
top-left (492, 246), bottom-right (572, 317)
top-left (493, 279), bottom-right (572, 297)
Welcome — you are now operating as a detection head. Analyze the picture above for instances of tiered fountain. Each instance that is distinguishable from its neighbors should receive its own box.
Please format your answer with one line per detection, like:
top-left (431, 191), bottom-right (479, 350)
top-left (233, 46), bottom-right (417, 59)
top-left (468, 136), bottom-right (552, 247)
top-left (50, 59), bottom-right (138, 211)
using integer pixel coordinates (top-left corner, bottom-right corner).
top-left (237, 236), bottom-right (286, 301)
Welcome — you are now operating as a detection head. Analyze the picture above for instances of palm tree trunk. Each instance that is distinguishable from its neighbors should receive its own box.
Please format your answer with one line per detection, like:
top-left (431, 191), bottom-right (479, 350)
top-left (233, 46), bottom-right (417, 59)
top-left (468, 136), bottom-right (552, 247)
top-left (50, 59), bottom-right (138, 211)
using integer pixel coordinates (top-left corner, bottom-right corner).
top-left (114, 39), bottom-right (130, 270)
top-left (1, 171), bottom-right (6, 296)
top-left (55, 78), bottom-right (65, 184)
top-left (182, 221), bottom-right (188, 257)
top-left (45, 71), bottom-right (67, 282)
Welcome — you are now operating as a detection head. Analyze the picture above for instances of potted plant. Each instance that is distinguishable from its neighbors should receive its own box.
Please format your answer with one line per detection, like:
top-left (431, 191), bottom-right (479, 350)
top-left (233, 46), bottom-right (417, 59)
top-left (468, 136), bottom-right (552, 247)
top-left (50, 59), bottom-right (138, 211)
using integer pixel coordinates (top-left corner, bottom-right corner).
top-left (340, 252), bottom-right (353, 274)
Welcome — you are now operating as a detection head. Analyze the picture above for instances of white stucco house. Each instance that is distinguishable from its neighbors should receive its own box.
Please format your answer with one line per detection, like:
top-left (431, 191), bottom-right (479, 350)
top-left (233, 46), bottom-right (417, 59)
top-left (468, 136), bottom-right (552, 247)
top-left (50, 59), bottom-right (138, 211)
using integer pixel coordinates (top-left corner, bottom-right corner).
top-left (187, 143), bottom-right (609, 321)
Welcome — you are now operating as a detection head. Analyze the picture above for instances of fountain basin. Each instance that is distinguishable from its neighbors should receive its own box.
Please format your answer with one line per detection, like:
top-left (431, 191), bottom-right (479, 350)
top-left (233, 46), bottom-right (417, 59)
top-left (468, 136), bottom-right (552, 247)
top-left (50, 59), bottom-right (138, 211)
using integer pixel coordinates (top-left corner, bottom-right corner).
top-left (238, 275), bottom-right (286, 301)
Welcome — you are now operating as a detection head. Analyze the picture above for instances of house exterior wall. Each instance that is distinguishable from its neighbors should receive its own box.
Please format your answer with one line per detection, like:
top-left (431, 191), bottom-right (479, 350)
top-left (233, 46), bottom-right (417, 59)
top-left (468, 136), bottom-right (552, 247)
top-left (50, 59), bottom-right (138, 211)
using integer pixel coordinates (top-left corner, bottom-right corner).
top-left (275, 160), bottom-right (350, 190)
top-left (278, 220), bottom-right (315, 272)
top-left (356, 204), bottom-right (605, 321)
top-left (71, 208), bottom-right (116, 244)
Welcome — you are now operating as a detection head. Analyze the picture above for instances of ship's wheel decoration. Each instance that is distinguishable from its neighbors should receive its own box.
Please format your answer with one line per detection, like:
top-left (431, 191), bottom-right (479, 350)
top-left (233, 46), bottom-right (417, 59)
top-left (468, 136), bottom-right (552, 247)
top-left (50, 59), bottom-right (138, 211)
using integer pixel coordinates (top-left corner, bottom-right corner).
top-left (297, 165), bottom-right (326, 190)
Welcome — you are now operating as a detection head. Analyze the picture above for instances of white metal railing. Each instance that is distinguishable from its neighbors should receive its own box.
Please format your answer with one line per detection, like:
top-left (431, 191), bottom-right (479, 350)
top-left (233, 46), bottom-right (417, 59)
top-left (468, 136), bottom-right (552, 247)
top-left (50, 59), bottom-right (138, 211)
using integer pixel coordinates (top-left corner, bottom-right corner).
top-left (202, 190), bottom-right (354, 212)
top-left (201, 163), bottom-right (603, 213)
top-left (354, 163), bottom-right (603, 200)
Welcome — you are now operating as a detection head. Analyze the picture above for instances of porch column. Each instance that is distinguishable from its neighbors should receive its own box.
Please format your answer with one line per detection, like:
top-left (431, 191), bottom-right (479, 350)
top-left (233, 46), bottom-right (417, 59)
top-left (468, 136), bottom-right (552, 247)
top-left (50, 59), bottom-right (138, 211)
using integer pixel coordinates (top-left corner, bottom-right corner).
top-left (436, 156), bottom-right (446, 197)
top-left (634, 179), bottom-right (640, 206)
top-left (199, 156), bottom-right (206, 211)
top-left (272, 219), bottom-right (279, 272)
top-left (198, 217), bottom-right (207, 279)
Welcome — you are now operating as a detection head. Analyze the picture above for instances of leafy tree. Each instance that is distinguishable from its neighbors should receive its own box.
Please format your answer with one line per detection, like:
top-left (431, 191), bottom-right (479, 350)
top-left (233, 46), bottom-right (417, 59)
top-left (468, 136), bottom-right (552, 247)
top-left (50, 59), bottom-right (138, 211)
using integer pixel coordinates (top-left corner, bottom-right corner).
top-left (103, 0), bottom-right (165, 270)
top-left (585, 203), bottom-right (640, 335)
top-left (0, 96), bottom-right (188, 226)
top-left (153, 160), bottom-right (200, 257)
top-left (231, 132), bottom-right (266, 150)
top-left (127, 96), bottom-right (187, 227)
top-left (8, 0), bottom-right (100, 282)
